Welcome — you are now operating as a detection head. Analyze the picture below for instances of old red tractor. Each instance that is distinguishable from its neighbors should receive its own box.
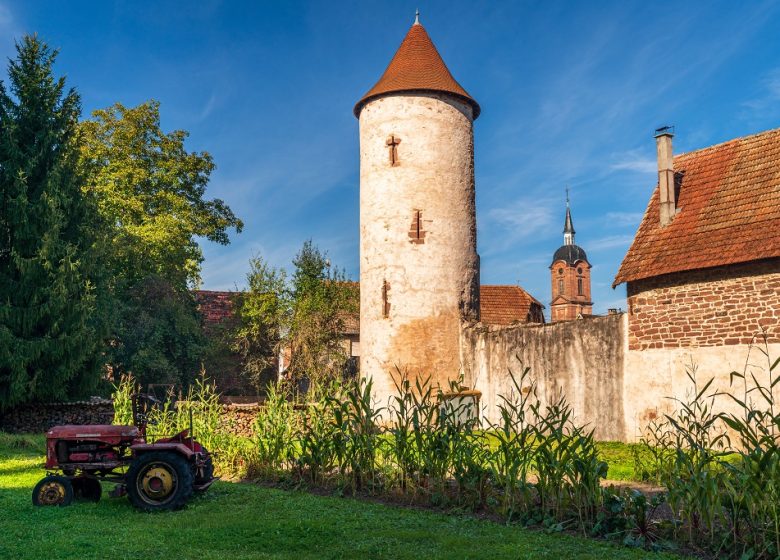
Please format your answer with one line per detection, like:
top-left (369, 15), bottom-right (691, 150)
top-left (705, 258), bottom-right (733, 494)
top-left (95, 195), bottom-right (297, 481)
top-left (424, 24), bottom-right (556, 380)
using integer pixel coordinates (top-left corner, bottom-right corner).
top-left (32, 394), bottom-right (216, 511)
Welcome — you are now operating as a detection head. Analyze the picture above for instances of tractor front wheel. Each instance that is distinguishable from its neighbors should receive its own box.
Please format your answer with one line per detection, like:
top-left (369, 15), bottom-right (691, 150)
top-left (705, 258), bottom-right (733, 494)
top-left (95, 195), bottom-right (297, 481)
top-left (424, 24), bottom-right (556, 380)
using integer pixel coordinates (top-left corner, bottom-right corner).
top-left (126, 451), bottom-right (193, 511)
top-left (32, 475), bottom-right (74, 507)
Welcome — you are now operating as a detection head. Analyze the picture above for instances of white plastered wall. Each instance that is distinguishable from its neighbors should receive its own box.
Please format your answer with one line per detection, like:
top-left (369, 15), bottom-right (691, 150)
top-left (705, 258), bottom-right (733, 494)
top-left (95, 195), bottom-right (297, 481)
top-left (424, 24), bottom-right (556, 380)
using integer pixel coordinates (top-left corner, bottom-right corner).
top-left (358, 92), bottom-right (479, 406)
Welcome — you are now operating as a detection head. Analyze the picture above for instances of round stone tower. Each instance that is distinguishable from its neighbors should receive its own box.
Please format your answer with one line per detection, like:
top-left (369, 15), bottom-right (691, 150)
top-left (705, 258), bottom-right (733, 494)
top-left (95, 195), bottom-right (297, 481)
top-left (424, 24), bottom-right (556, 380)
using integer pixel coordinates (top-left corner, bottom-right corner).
top-left (354, 15), bottom-right (481, 400)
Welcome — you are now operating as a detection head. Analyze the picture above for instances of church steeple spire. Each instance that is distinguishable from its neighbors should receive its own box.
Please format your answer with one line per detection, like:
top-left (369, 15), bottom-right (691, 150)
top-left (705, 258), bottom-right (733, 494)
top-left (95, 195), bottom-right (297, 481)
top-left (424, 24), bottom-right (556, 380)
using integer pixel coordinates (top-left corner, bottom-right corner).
top-left (550, 189), bottom-right (592, 322)
top-left (563, 189), bottom-right (575, 246)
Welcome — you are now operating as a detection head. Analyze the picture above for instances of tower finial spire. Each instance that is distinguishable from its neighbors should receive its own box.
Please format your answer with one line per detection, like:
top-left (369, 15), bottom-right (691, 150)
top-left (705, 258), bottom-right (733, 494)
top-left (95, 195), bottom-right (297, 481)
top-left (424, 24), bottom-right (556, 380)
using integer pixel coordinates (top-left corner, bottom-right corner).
top-left (414, 9), bottom-right (420, 25)
top-left (563, 189), bottom-right (575, 245)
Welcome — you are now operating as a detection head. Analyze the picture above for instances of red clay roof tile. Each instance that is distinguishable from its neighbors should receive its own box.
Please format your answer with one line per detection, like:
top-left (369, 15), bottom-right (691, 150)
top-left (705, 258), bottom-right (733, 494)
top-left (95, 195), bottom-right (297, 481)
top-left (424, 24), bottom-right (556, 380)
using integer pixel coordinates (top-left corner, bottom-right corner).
top-left (614, 127), bottom-right (780, 286)
top-left (479, 285), bottom-right (545, 326)
top-left (354, 22), bottom-right (480, 118)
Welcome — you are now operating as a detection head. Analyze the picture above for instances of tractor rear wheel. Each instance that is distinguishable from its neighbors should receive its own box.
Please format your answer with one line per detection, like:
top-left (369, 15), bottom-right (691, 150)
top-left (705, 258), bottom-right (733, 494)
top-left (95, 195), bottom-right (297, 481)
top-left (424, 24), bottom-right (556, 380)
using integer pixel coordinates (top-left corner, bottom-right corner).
top-left (72, 477), bottom-right (102, 502)
top-left (32, 475), bottom-right (74, 507)
top-left (126, 451), bottom-right (193, 511)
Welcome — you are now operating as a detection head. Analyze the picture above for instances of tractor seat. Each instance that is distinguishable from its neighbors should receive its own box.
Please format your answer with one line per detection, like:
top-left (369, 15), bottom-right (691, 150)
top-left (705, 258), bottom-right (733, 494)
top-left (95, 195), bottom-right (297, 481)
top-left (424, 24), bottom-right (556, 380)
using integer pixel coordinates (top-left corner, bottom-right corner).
top-left (47, 425), bottom-right (141, 439)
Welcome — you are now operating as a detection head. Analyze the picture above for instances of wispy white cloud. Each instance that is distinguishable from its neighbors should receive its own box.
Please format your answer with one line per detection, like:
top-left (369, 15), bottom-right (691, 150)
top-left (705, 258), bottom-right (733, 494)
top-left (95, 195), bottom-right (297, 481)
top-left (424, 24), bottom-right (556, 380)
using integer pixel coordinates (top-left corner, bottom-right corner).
top-left (195, 92), bottom-right (219, 122)
top-left (604, 211), bottom-right (644, 227)
top-left (587, 234), bottom-right (634, 252)
top-left (741, 67), bottom-right (780, 120)
top-left (610, 157), bottom-right (656, 174)
top-left (482, 195), bottom-right (558, 255)
top-left (0, 3), bottom-right (11, 26)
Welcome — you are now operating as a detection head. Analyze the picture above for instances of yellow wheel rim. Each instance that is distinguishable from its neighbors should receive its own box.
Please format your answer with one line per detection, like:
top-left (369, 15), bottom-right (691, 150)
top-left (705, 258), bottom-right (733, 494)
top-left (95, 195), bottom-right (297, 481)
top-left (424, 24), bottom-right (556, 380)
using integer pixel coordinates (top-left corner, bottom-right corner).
top-left (139, 463), bottom-right (176, 503)
top-left (37, 481), bottom-right (66, 505)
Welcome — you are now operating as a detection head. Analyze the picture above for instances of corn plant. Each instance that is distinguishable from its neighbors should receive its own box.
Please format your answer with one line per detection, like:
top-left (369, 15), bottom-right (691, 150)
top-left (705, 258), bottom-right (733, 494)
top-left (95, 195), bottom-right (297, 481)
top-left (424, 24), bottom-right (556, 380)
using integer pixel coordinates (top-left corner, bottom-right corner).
top-left (445, 395), bottom-right (490, 509)
top-left (385, 370), bottom-right (419, 493)
top-left (661, 367), bottom-right (729, 548)
top-left (252, 381), bottom-right (298, 477)
top-left (295, 394), bottom-right (338, 485)
top-left (111, 374), bottom-right (136, 426)
top-left (487, 366), bottom-right (537, 520)
top-left (329, 377), bottom-right (384, 493)
top-left (715, 336), bottom-right (780, 558)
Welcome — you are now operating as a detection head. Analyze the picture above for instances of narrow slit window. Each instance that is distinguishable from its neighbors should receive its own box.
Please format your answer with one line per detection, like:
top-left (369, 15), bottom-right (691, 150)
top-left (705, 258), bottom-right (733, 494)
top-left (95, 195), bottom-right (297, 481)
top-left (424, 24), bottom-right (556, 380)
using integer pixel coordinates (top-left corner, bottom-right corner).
top-left (386, 134), bottom-right (401, 166)
top-left (382, 280), bottom-right (390, 318)
top-left (558, 279), bottom-right (564, 295)
top-left (408, 210), bottom-right (425, 244)
top-left (577, 278), bottom-right (584, 296)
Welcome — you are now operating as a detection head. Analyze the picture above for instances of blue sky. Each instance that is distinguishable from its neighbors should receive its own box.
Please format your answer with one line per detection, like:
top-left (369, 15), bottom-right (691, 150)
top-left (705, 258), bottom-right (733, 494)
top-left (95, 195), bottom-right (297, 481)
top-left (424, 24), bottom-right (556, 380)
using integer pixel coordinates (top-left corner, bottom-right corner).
top-left (2, 1), bottom-right (780, 317)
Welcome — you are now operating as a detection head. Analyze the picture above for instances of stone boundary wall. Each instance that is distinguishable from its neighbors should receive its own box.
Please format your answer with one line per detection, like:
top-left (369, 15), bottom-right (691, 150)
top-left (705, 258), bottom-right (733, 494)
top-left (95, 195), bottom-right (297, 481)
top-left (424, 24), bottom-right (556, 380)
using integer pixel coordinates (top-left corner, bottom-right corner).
top-left (626, 259), bottom-right (780, 350)
top-left (460, 314), bottom-right (626, 441)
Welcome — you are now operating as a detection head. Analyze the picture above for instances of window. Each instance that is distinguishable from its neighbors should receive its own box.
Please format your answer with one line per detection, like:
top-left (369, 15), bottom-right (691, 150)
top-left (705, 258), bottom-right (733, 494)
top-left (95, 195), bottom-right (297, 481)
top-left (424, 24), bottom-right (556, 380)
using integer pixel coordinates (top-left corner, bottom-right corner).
top-left (558, 268), bottom-right (563, 275)
top-left (408, 210), bottom-right (425, 244)
top-left (386, 134), bottom-right (401, 166)
top-left (577, 278), bottom-right (584, 296)
top-left (558, 279), bottom-right (564, 295)
top-left (382, 280), bottom-right (390, 318)
top-left (577, 267), bottom-right (582, 274)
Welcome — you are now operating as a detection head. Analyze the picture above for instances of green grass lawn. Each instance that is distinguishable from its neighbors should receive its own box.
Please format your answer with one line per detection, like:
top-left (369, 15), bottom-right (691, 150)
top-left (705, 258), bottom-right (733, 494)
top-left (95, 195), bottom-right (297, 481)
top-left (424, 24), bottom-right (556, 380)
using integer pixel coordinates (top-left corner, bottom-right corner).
top-left (598, 441), bottom-right (644, 481)
top-left (0, 433), bottom-right (674, 560)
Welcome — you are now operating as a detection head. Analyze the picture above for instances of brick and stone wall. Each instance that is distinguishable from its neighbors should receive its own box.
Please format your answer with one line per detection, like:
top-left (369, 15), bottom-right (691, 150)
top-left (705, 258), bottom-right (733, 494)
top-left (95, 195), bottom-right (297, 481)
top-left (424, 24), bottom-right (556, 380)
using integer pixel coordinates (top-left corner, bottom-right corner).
top-left (626, 258), bottom-right (780, 350)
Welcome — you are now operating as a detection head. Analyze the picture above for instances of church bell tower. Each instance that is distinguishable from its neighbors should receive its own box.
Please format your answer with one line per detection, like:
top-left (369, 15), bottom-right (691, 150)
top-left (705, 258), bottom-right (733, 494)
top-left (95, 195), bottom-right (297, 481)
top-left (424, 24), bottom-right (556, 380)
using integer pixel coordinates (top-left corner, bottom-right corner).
top-left (550, 195), bottom-right (592, 321)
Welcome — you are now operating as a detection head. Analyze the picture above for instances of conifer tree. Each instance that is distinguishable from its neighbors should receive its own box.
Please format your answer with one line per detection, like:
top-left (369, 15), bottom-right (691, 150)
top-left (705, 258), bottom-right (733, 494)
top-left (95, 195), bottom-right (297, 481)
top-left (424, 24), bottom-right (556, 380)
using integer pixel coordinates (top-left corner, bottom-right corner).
top-left (0, 36), bottom-right (108, 409)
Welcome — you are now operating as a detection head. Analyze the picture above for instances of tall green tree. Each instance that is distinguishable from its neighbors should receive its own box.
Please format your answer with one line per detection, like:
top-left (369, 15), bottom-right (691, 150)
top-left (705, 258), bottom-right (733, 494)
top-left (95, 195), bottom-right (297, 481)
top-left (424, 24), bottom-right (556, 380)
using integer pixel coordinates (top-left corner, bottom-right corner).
top-left (109, 275), bottom-right (206, 389)
top-left (235, 241), bottom-right (357, 393)
top-left (233, 255), bottom-right (288, 392)
top-left (287, 240), bottom-right (356, 385)
top-left (0, 36), bottom-right (110, 409)
top-left (80, 100), bottom-right (243, 288)
top-left (79, 101), bottom-right (243, 388)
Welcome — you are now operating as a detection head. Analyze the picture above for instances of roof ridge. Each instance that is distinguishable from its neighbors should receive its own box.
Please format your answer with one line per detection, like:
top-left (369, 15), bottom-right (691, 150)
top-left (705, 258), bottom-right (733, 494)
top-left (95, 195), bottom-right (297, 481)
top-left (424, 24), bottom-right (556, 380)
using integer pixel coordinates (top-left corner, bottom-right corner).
top-left (675, 125), bottom-right (780, 161)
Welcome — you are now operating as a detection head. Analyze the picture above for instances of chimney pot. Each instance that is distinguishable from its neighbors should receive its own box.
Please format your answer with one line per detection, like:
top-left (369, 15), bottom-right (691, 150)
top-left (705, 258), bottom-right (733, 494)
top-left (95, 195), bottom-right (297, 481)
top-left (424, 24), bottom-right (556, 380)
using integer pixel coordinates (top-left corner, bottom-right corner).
top-left (655, 126), bottom-right (676, 227)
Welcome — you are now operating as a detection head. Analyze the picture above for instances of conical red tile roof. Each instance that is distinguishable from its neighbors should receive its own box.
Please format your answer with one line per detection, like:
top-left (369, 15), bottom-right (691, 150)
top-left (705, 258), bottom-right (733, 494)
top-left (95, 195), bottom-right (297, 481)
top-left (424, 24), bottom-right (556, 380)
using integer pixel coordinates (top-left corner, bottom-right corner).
top-left (354, 22), bottom-right (480, 119)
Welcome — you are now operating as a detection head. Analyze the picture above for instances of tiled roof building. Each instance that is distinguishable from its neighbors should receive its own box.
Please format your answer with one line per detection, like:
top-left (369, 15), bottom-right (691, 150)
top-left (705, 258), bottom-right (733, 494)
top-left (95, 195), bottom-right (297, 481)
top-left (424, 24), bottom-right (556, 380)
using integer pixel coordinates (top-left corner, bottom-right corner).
top-left (614, 127), bottom-right (780, 350)
top-left (479, 285), bottom-right (545, 325)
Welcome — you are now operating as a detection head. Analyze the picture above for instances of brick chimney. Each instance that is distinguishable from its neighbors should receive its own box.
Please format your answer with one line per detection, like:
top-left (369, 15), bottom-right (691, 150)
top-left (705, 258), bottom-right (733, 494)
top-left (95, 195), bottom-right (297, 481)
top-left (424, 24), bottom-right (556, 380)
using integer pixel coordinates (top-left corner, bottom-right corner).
top-left (655, 126), bottom-right (675, 227)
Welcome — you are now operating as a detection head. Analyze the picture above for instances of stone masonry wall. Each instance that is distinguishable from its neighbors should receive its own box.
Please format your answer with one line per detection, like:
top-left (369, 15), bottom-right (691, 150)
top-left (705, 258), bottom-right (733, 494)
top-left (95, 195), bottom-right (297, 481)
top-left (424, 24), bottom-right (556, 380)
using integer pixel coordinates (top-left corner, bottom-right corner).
top-left (626, 258), bottom-right (780, 350)
top-left (460, 314), bottom-right (626, 441)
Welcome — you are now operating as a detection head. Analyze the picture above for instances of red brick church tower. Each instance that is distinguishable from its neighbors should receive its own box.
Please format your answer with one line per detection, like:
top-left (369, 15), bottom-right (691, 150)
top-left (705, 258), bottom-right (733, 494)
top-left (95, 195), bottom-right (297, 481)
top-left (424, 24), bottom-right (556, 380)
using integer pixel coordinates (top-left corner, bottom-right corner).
top-left (550, 196), bottom-right (592, 321)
